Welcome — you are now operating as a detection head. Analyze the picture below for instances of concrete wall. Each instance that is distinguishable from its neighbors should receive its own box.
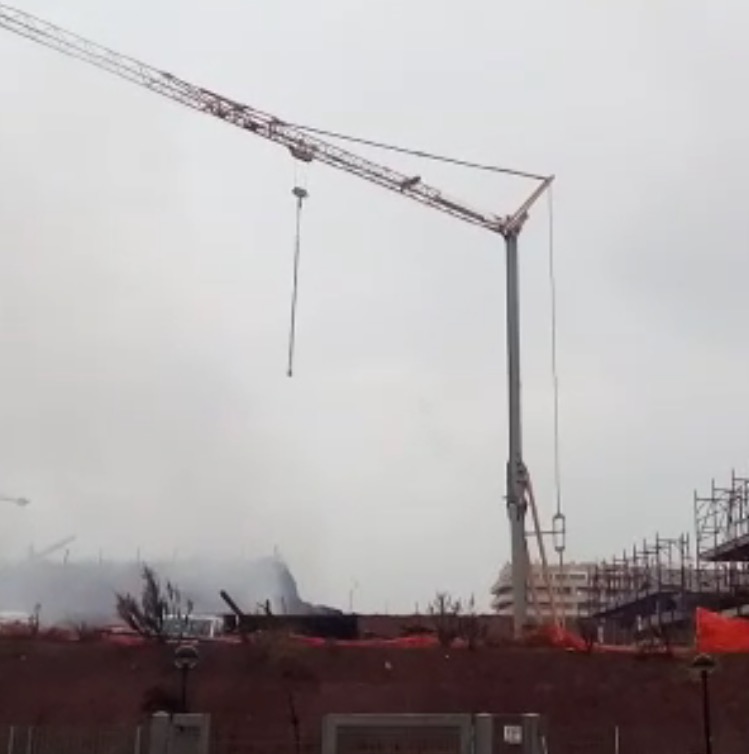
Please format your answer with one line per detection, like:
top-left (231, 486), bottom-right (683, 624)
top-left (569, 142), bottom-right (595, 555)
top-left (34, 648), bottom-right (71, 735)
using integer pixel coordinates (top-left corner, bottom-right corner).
top-left (358, 614), bottom-right (514, 641)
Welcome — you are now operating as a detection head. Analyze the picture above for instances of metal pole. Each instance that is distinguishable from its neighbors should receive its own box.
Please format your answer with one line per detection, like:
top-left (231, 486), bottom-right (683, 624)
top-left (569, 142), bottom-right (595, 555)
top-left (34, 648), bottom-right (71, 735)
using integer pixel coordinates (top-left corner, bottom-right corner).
top-left (505, 231), bottom-right (527, 638)
top-left (701, 670), bottom-right (713, 754)
top-left (180, 667), bottom-right (189, 713)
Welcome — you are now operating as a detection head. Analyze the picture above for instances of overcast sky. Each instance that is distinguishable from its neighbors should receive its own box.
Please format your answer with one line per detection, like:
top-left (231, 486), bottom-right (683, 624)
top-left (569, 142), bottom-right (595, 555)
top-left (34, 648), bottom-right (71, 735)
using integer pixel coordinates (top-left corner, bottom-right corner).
top-left (0, 0), bottom-right (747, 612)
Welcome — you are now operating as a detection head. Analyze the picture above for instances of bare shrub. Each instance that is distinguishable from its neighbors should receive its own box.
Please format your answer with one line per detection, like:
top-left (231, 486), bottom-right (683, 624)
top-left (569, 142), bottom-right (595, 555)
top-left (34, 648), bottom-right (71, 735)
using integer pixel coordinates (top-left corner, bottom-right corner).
top-left (428, 592), bottom-right (463, 648)
top-left (635, 624), bottom-right (674, 660)
top-left (427, 592), bottom-right (489, 649)
top-left (29, 604), bottom-right (41, 637)
top-left (576, 618), bottom-right (598, 654)
top-left (458, 595), bottom-right (486, 650)
top-left (115, 564), bottom-right (192, 641)
top-left (69, 620), bottom-right (101, 643)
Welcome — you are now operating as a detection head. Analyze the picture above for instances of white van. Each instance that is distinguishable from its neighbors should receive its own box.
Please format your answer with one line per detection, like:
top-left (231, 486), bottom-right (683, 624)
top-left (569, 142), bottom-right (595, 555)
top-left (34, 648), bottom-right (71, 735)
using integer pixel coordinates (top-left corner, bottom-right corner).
top-left (163, 614), bottom-right (224, 640)
top-left (0, 610), bottom-right (33, 627)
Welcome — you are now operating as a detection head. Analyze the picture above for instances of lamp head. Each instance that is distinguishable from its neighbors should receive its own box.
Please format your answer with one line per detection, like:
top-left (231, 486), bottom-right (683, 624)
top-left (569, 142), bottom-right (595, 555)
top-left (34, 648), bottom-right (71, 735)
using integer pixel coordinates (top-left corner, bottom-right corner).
top-left (174, 643), bottom-right (199, 671)
top-left (691, 653), bottom-right (716, 675)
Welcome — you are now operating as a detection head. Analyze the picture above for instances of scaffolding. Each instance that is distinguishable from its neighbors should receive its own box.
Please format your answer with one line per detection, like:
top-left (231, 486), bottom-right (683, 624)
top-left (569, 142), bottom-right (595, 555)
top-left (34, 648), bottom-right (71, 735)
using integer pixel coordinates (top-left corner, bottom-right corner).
top-left (694, 471), bottom-right (749, 610)
top-left (586, 471), bottom-right (749, 645)
top-left (696, 472), bottom-right (749, 561)
top-left (587, 534), bottom-right (699, 643)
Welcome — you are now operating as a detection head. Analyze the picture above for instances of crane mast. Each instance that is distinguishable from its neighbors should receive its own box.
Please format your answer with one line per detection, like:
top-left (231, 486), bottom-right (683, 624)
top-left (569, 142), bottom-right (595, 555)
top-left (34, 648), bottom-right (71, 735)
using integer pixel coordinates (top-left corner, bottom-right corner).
top-left (0, 3), bottom-right (556, 637)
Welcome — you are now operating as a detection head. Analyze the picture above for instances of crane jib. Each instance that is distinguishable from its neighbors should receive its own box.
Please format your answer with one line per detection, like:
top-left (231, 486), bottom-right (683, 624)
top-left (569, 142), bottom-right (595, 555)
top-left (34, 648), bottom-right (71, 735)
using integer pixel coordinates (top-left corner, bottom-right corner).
top-left (0, 3), bottom-right (549, 235)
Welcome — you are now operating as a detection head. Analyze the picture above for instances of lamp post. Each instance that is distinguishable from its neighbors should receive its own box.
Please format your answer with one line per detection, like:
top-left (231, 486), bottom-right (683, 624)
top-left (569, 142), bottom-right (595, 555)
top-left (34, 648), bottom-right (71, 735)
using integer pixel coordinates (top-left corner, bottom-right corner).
top-left (173, 643), bottom-right (199, 713)
top-left (348, 580), bottom-right (359, 614)
top-left (691, 653), bottom-right (716, 754)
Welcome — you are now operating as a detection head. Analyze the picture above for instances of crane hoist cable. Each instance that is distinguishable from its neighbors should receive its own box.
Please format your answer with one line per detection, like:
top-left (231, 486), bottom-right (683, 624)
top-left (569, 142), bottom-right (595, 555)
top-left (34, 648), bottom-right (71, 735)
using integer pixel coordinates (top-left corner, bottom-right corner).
top-left (287, 185), bottom-right (308, 377)
top-left (546, 185), bottom-right (567, 626)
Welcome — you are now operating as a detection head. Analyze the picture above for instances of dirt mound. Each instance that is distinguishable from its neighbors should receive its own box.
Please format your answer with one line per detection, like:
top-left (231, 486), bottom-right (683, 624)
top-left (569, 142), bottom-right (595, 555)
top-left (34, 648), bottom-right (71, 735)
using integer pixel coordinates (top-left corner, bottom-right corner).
top-left (1, 639), bottom-right (749, 753)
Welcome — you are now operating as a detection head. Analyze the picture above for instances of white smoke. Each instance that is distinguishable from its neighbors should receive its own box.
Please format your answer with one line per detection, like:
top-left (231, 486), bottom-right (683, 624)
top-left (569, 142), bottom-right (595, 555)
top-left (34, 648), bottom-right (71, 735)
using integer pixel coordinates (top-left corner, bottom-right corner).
top-left (0, 554), bottom-right (320, 625)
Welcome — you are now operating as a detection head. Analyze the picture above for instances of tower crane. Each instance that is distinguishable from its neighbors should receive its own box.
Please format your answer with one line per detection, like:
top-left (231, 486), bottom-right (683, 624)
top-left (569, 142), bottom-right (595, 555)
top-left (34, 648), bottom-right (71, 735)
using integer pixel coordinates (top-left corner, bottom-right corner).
top-left (0, 4), bottom-right (560, 637)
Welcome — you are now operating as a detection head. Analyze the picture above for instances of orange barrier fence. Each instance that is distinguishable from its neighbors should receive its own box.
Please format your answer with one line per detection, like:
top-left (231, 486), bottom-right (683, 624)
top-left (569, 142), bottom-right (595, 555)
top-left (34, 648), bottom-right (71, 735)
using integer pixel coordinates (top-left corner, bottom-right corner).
top-left (695, 607), bottom-right (749, 654)
top-left (16, 610), bottom-right (749, 653)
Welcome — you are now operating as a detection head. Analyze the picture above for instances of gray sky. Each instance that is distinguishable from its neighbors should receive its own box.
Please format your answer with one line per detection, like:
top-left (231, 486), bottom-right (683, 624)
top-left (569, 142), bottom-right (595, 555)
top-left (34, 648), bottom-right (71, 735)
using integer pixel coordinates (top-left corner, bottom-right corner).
top-left (0, 0), bottom-right (747, 612)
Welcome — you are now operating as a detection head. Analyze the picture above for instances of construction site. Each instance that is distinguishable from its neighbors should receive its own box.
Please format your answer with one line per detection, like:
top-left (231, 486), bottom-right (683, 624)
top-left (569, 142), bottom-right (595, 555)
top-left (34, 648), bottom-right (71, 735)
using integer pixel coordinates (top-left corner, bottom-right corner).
top-left (585, 470), bottom-right (749, 648)
top-left (2, 2), bottom-right (749, 754)
top-left (0, 2), bottom-right (563, 640)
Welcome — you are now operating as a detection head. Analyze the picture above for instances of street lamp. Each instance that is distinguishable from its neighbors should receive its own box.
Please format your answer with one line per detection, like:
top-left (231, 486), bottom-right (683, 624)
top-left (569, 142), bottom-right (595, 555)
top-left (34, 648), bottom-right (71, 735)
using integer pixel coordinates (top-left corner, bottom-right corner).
top-left (691, 653), bottom-right (717, 754)
top-left (348, 580), bottom-right (359, 614)
top-left (173, 643), bottom-right (199, 713)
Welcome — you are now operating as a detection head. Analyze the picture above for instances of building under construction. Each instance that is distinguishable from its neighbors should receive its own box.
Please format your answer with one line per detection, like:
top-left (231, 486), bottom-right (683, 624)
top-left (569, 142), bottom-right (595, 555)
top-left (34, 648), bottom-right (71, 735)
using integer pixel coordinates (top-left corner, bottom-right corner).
top-left (694, 471), bottom-right (749, 613)
top-left (587, 533), bottom-right (704, 644)
top-left (588, 470), bottom-right (749, 644)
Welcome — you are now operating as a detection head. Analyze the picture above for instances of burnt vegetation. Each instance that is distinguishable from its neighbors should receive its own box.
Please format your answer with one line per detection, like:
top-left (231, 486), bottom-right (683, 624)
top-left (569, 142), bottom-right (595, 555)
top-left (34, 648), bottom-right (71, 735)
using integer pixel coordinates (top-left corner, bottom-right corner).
top-left (115, 564), bottom-right (192, 642)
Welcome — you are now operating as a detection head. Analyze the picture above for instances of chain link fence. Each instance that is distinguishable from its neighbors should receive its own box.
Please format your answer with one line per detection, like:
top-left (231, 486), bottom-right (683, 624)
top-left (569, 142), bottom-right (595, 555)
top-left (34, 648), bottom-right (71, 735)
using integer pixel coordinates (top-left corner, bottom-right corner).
top-left (0, 726), bottom-right (145, 754)
top-left (547, 722), bottom-right (749, 754)
top-left (3, 722), bottom-right (749, 754)
top-left (0, 726), bottom-right (320, 754)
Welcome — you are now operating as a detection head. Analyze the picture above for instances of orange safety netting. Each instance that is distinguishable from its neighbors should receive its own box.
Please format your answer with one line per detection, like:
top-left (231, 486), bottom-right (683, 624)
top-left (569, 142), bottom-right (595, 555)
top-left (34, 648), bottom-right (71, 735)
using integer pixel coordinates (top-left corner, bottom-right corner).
top-left (536, 623), bottom-right (588, 651)
top-left (289, 633), bottom-right (440, 649)
top-left (695, 607), bottom-right (749, 653)
top-left (537, 623), bottom-right (676, 655)
top-left (94, 631), bottom-right (440, 648)
top-left (29, 613), bottom-right (749, 652)
top-left (92, 625), bottom-right (624, 651)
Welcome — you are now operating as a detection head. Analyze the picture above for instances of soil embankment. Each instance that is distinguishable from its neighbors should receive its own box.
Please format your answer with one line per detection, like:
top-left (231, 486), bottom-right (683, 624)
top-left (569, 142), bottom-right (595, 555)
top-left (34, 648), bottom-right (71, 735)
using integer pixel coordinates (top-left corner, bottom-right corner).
top-left (1, 640), bottom-right (748, 753)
